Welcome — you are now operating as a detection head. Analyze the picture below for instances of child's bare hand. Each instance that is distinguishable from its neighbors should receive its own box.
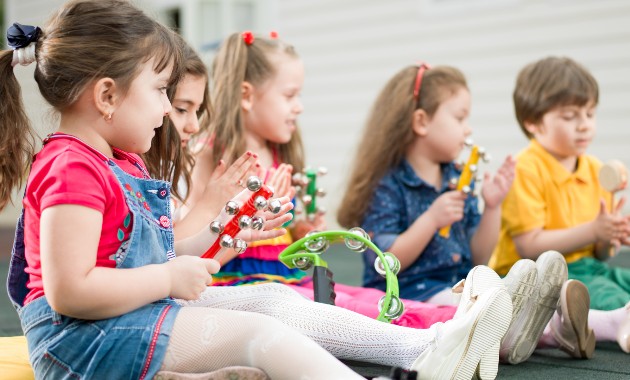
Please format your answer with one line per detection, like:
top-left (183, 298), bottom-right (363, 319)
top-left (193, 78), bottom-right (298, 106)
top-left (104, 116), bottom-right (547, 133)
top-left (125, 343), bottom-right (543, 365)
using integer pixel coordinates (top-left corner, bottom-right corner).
top-left (593, 197), bottom-right (630, 244)
top-left (481, 155), bottom-right (516, 209)
top-left (165, 256), bottom-right (220, 300)
top-left (202, 152), bottom-right (258, 209)
top-left (428, 191), bottom-right (467, 229)
top-left (292, 214), bottom-right (327, 240)
top-left (262, 164), bottom-right (295, 199)
top-left (236, 196), bottom-right (295, 242)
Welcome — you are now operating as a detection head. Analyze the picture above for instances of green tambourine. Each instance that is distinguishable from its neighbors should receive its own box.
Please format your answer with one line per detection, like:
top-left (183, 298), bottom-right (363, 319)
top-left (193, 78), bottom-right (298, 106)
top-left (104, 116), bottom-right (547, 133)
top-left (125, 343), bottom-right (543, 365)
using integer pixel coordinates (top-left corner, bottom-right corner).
top-left (278, 228), bottom-right (404, 323)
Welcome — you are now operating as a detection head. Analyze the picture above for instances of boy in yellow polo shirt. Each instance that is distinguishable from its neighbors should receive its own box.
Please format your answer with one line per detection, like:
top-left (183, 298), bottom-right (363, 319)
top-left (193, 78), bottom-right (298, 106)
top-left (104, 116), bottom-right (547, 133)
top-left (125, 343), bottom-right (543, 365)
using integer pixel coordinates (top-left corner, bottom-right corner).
top-left (490, 56), bottom-right (630, 353)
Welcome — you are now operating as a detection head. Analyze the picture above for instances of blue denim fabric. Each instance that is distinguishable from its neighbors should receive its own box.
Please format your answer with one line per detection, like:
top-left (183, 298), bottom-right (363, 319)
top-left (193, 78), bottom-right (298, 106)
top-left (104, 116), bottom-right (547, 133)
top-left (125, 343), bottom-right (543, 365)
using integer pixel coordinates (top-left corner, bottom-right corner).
top-left (7, 135), bottom-right (180, 379)
top-left (361, 159), bottom-right (480, 301)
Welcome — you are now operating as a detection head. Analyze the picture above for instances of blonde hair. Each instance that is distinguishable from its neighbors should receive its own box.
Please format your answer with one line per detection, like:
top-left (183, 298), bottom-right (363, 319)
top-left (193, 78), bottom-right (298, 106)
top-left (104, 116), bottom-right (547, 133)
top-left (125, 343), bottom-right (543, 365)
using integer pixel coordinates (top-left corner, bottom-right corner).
top-left (337, 64), bottom-right (468, 228)
top-left (206, 32), bottom-right (304, 172)
top-left (514, 56), bottom-right (599, 139)
top-left (0, 0), bottom-right (183, 210)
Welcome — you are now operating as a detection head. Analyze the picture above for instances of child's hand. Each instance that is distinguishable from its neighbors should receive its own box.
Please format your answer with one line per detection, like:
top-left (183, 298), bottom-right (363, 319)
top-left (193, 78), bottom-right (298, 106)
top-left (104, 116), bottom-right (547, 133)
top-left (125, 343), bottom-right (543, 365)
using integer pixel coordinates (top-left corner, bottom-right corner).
top-left (291, 214), bottom-right (327, 240)
top-left (236, 196), bottom-right (295, 242)
top-left (202, 152), bottom-right (258, 208)
top-left (593, 197), bottom-right (630, 244)
top-left (262, 164), bottom-right (295, 199)
top-left (165, 256), bottom-right (220, 300)
top-left (481, 155), bottom-right (516, 209)
top-left (427, 191), bottom-right (468, 229)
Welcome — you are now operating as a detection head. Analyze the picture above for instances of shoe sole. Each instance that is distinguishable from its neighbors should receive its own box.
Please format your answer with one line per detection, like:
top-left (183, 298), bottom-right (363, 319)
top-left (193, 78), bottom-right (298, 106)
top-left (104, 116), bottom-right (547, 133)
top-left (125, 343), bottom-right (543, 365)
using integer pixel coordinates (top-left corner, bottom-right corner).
top-left (450, 289), bottom-right (512, 380)
top-left (557, 280), bottom-right (596, 359)
top-left (501, 251), bottom-right (567, 364)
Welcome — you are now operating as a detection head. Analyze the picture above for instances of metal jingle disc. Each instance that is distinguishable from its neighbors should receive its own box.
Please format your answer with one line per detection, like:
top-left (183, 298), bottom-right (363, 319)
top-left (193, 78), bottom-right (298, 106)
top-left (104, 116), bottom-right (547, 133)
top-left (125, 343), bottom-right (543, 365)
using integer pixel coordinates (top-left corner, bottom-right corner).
top-left (233, 238), bottom-right (247, 254)
top-left (251, 216), bottom-right (264, 230)
top-left (246, 176), bottom-right (262, 192)
top-left (254, 196), bottom-right (268, 211)
top-left (209, 220), bottom-right (224, 234)
top-left (219, 235), bottom-right (234, 248)
top-left (292, 255), bottom-right (313, 270)
top-left (385, 295), bottom-right (404, 319)
top-left (268, 199), bottom-right (282, 214)
top-left (238, 215), bottom-right (252, 229)
top-left (225, 200), bottom-right (240, 215)
top-left (374, 252), bottom-right (401, 277)
top-left (344, 227), bottom-right (370, 252)
top-left (304, 236), bottom-right (329, 253)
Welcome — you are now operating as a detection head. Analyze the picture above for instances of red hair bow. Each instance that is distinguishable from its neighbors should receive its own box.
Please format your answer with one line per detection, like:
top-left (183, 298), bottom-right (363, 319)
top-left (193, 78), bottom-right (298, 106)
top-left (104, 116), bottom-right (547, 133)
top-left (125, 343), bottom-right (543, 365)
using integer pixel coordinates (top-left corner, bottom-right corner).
top-left (242, 31), bottom-right (254, 45)
top-left (269, 30), bottom-right (279, 39)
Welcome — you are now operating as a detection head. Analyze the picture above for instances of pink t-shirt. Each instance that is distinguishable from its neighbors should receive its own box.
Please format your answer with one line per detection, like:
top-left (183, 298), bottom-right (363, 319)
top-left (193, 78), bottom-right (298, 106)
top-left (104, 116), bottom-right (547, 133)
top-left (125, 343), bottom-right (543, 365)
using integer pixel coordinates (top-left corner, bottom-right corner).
top-left (22, 137), bottom-right (145, 304)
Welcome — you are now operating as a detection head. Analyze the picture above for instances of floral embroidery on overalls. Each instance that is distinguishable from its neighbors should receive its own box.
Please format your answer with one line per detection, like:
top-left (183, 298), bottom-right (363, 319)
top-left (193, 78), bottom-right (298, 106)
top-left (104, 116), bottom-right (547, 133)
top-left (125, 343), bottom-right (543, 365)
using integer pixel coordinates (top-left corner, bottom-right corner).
top-left (122, 182), bottom-right (171, 228)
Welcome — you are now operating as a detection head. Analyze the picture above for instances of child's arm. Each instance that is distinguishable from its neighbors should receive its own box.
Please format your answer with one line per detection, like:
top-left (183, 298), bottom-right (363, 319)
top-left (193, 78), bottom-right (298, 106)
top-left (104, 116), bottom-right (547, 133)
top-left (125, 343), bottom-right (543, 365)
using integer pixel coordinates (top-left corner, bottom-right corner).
top-left (388, 190), bottom-right (467, 270)
top-left (513, 198), bottom-right (629, 260)
top-left (470, 156), bottom-right (516, 265)
top-left (41, 204), bottom-right (219, 320)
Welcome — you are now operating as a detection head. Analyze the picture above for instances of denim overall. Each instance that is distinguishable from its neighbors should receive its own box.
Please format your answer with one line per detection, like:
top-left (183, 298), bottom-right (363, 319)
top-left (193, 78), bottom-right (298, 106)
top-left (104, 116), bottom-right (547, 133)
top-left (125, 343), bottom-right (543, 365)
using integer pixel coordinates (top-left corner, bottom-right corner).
top-left (6, 134), bottom-right (180, 379)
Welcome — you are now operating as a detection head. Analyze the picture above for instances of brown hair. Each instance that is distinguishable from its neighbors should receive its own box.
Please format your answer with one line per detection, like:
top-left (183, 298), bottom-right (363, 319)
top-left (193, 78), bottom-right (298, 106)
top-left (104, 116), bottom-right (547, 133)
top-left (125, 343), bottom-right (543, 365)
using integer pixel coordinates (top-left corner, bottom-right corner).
top-left (144, 34), bottom-right (212, 202)
top-left (514, 56), bottom-right (599, 139)
top-left (0, 0), bottom-right (183, 211)
top-left (205, 32), bottom-right (304, 172)
top-left (337, 64), bottom-right (468, 228)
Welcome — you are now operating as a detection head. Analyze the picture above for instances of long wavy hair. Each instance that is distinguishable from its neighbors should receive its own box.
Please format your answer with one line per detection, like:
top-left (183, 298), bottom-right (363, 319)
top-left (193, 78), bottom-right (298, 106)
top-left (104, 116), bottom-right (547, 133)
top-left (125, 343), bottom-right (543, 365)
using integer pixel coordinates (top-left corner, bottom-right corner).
top-left (337, 64), bottom-right (467, 228)
top-left (143, 35), bottom-right (212, 202)
top-left (203, 32), bottom-right (304, 172)
top-left (0, 0), bottom-right (183, 210)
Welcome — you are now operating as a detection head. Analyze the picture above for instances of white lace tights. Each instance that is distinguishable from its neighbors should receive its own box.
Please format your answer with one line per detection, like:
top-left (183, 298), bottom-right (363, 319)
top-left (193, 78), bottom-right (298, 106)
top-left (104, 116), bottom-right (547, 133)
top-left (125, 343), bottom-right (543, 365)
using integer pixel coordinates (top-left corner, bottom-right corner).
top-left (161, 306), bottom-right (363, 379)
top-left (177, 283), bottom-right (434, 368)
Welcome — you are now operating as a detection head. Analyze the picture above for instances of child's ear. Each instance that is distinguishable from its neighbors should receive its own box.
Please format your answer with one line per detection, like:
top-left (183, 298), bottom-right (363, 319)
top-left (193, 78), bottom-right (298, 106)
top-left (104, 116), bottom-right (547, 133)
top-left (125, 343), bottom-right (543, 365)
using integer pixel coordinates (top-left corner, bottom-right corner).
top-left (241, 81), bottom-right (254, 111)
top-left (412, 109), bottom-right (430, 136)
top-left (93, 77), bottom-right (117, 118)
top-left (523, 121), bottom-right (541, 136)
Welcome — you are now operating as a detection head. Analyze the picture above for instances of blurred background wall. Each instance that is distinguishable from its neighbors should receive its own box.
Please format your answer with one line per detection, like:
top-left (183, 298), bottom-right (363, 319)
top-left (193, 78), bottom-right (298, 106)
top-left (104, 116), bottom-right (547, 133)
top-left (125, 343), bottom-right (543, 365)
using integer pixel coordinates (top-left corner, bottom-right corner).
top-left (2, 0), bottom-right (630, 233)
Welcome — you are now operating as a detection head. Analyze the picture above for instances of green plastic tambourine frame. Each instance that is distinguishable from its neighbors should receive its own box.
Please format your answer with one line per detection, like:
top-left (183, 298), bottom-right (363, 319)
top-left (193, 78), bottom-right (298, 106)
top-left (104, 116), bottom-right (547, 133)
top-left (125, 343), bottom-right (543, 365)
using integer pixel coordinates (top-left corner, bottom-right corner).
top-left (279, 230), bottom-right (404, 323)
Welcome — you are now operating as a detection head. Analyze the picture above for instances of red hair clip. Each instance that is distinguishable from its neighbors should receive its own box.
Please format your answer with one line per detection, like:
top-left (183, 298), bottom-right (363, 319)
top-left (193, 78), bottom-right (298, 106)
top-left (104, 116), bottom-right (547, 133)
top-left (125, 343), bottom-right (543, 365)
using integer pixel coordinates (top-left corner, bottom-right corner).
top-left (242, 31), bottom-right (255, 45)
top-left (413, 61), bottom-right (431, 102)
top-left (269, 30), bottom-right (279, 39)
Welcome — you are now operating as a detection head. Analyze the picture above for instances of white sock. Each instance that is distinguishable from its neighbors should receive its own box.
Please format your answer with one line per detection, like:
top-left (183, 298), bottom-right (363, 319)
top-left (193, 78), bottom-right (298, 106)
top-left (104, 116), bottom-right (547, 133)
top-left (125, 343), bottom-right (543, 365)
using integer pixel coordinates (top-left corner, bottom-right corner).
top-left (588, 306), bottom-right (628, 341)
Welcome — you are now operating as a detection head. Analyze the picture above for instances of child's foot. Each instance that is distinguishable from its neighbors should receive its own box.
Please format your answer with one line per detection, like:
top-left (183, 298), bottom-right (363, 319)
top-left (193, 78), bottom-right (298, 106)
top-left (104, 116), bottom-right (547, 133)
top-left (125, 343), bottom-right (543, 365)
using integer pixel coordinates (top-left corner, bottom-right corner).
top-left (414, 278), bottom-right (512, 379)
top-left (617, 302), bottom-right (630, 353)
top-left (550, 279), bottom-right (595, 358)
top-left (451, 265), bottom-right (506, 380)
top-left (499, 250), bottom-right (567, 364)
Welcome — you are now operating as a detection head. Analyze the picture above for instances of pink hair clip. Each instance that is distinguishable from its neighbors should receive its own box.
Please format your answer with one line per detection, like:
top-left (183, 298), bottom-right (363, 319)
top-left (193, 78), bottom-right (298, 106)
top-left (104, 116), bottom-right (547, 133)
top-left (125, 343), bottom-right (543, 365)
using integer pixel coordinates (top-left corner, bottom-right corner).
top-left (242, 31), bottom-right (255, 45)
top-left (269, 30), bottom-right (279, 39)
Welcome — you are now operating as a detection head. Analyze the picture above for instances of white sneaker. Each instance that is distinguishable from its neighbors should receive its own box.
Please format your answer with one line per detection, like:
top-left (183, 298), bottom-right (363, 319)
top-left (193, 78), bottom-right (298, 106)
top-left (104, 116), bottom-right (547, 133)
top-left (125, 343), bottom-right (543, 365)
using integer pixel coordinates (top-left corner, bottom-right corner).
top-left (412, 286), bottom-right (512, 380)
top-left (499, 250), bottom-right (567, 364)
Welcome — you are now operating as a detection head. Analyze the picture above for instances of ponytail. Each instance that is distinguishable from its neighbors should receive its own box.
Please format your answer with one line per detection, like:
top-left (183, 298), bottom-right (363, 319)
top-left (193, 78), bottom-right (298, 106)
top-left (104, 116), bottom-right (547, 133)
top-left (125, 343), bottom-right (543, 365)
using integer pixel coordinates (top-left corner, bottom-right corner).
top-left (0, 49), bottom-right (36, 211)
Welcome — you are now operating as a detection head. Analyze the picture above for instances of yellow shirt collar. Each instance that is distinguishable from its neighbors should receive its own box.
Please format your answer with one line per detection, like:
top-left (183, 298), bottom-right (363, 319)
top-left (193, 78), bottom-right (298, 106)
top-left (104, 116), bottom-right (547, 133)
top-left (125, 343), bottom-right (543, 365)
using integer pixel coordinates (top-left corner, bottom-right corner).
top-left (529, 139), bottom-right (591, 185)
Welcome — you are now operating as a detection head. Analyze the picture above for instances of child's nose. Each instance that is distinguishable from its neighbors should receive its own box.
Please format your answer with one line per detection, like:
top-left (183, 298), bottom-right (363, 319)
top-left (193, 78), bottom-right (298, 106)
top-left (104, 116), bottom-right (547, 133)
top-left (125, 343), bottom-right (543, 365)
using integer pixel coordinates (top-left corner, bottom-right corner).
top-left (293, 99), bottom-right (304, 114)
top-left (186, 117), bottom-right (200, 134)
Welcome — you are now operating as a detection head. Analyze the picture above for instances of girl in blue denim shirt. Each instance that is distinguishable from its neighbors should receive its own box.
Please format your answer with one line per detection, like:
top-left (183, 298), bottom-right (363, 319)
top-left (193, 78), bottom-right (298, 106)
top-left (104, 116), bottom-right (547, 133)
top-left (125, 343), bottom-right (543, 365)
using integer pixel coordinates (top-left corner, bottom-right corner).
top-left (339, 64), bottom-right (516, 303)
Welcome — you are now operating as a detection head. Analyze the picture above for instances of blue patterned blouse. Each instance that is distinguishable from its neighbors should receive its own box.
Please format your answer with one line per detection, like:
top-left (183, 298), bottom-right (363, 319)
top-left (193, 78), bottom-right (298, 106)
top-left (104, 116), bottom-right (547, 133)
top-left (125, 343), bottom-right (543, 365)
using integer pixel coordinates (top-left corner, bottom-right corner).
top-left (361, 159), bottom-right (480, 301)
